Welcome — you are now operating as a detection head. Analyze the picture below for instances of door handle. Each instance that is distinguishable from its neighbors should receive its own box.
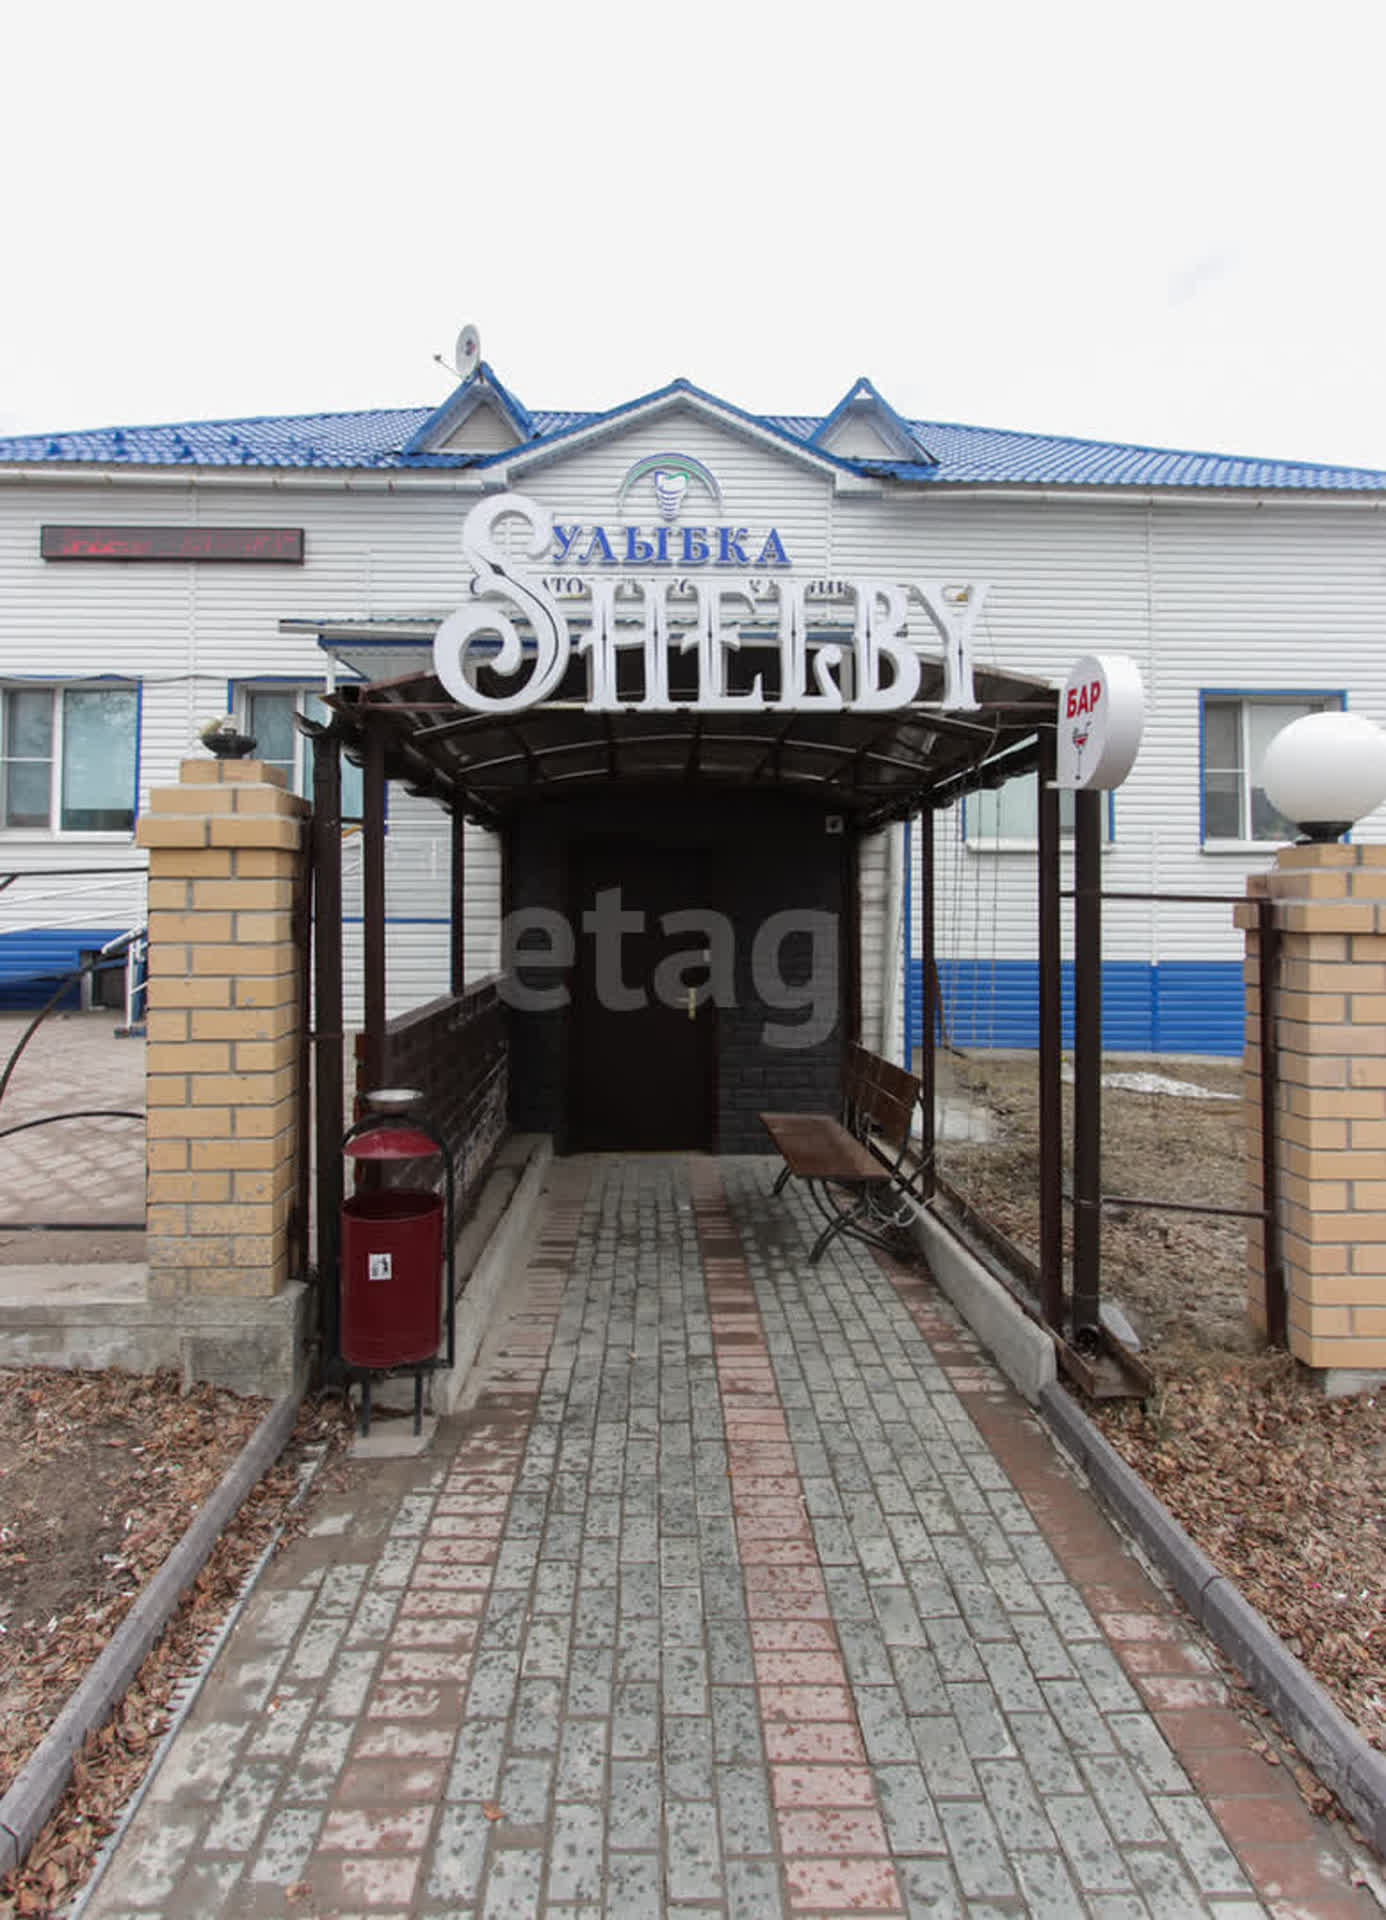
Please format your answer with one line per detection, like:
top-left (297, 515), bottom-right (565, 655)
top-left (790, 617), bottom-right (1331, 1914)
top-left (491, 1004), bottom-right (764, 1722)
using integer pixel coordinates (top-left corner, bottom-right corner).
top-left (687, 985), bottom-right (697, 1021)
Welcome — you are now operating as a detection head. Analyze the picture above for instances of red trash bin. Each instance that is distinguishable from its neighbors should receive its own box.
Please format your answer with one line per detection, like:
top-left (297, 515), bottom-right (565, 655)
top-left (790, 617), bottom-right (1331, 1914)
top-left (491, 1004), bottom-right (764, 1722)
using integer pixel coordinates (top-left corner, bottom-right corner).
top-left (340, 1188), bottom-right (443, 1369)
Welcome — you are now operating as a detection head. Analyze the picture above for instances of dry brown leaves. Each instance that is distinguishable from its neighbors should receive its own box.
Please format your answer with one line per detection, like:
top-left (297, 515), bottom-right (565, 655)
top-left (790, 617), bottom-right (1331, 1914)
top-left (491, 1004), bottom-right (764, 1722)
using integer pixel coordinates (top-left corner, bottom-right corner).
top-left (0, 1370), bottom-right (352, 1918)
top-left (1097, 1355), bottom-right (1386, 1752)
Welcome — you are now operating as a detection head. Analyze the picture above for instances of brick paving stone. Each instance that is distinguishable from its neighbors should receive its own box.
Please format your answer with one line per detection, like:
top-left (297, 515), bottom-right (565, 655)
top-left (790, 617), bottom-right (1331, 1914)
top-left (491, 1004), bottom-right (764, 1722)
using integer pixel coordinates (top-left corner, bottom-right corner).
top-left (0, 1013), bottom-right (145, 1226)
top-left (719, 1761), bottom-right (776, 1853)
top-left (1011, 1846), bottom-right (1087, 1919)
top-left (81, 1155), bottom-right (1382, 1918)
top-left (481, 1845), bottom-right (545, 1917)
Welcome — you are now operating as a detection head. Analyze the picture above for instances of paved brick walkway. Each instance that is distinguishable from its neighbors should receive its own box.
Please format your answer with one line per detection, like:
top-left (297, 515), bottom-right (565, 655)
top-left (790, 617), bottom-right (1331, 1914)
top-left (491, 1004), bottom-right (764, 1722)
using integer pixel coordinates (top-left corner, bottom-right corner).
top-left (83, 1156), bottom-right (1375, 1917)
top-left (0, 1013), bottom-right (144, 1228)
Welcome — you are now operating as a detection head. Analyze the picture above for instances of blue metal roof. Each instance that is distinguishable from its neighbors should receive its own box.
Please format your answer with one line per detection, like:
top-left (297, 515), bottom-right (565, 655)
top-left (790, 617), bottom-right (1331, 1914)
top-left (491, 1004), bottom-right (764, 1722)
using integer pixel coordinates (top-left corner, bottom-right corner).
top-left (401, 361), bottom-right (536, 457)
top-left (2, 374), bottom-right (1384, 493)
top-left (809, 376), bottom-right (938, 465)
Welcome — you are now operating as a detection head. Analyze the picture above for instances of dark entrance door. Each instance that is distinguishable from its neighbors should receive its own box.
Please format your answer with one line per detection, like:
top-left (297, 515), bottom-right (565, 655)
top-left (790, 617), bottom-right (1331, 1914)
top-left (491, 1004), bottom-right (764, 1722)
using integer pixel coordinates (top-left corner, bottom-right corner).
top-left (568, 840), bottom-right (717, 1150)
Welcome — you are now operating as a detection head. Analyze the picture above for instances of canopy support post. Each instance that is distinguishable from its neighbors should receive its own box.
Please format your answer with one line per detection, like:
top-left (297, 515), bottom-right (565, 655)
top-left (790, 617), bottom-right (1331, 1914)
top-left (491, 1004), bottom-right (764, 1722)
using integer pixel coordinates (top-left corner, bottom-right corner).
top-left (362, 722), bottom-right (387, 1092)
top-left (1072, 785), bottom-right (1103, 1340)
top-left (450, 803), bottom-right (467, 998)
top-left (1037, 728), bottom-right (1064, 1329)
top-left (917, 803), bottom-right (936, 1202)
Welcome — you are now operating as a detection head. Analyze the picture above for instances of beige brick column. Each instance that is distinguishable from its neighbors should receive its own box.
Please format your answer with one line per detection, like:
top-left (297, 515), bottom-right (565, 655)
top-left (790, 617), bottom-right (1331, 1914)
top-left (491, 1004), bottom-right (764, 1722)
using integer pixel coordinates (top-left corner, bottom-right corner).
top-left (1239, 842), bottom-right (1386, 1378)
top-left (136, 758), bottom-right (309, 1301)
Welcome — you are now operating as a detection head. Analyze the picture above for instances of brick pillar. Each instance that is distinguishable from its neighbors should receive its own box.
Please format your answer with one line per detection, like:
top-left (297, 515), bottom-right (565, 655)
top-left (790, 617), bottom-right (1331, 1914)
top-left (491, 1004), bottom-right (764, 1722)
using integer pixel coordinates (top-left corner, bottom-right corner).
top-left (136, 758), bottom-right (309, 1301)
top-left (1239, 842), bottom-right (1386, 1382)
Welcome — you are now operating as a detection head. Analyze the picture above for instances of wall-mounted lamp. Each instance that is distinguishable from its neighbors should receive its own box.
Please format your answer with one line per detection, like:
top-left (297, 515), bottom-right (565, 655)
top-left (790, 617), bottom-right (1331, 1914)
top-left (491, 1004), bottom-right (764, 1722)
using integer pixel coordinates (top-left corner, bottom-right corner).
top-left (1261, 711), bottom-right (1386, 843)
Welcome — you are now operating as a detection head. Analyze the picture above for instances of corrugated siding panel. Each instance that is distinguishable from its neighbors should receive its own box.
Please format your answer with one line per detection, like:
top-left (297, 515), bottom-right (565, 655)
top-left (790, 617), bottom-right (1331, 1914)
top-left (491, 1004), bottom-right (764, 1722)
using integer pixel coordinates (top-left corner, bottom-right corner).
top-left (912, 959), bottom-right (1243, 1052)
top-left (1058, 962), bottom-right (1161, 1052)
top-left (0, 926), bottom-right (128, 1009)
top-left (931, 959), bottom-right (1043, 1049)
top-left (857, 830), bottom-right (888, 1054)
top-left (907, 499), bottom-right (1386, 983)
top-left (1154, 962), bottom-right (1248, 1054)
top-left (343, 923), bottom-right (453, 1026)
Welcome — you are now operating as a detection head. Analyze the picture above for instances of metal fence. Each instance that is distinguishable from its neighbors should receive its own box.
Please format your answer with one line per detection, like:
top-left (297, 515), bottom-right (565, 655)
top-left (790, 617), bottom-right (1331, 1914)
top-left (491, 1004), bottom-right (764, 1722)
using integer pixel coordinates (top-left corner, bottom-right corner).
top-left (912, 780), bottom-right (1275, 1392)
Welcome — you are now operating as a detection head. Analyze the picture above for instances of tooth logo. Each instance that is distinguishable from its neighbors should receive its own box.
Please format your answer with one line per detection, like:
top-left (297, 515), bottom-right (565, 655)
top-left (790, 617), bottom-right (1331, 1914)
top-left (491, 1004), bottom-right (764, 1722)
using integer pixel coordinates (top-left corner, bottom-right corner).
top-left (652, 469), bottom-right (688, 521)
top-left (617, 452), bottom-right (722, 521)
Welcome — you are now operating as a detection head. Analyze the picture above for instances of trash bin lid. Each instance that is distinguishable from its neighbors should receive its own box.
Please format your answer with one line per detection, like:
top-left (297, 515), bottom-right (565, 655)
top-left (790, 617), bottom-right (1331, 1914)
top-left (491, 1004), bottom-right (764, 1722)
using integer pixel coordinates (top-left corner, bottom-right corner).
top-left (345, 1125), bottom-right (441, 1161)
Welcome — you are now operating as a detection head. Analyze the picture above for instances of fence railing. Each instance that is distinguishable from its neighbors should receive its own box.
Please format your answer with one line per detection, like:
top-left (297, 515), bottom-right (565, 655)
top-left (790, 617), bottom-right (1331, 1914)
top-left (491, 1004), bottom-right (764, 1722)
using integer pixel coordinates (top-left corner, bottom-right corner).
top-left (923, 843), bottom-right (1271, 1388)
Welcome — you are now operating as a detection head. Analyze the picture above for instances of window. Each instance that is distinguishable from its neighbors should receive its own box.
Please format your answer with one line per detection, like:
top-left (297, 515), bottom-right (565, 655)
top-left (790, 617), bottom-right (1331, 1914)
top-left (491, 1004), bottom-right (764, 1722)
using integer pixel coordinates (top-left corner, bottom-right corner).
top-left (1201, 692), bottom-right (1343, 844)
top-left (0, 683), bottom-right (138, 833)
top-left (237, 686), bottom-right (363, 818)
top-left (963, 772), bottom-right (1111, 845)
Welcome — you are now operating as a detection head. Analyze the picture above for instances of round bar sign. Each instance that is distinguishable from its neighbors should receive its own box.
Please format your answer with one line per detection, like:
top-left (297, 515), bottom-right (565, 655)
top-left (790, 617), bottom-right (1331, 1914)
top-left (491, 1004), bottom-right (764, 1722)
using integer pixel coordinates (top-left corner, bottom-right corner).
top-left (1055, 653), bottom-right (1145, 790)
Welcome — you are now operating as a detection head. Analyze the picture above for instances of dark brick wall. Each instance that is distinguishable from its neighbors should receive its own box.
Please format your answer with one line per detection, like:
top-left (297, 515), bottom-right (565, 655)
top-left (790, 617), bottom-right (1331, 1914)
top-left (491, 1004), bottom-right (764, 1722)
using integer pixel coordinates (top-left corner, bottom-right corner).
top-left (354, 978), bottom-right (507, 1215)
top-left (505, 794), bottom-right (844, 1152)
top-left (505, 821), bottom-right (566, 1137)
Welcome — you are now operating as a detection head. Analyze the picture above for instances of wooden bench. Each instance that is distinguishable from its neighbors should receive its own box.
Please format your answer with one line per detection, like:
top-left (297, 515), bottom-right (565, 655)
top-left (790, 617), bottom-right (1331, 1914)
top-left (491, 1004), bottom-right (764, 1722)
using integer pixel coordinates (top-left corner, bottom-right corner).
top-left (760, 1044), bottom-right (925, 1263)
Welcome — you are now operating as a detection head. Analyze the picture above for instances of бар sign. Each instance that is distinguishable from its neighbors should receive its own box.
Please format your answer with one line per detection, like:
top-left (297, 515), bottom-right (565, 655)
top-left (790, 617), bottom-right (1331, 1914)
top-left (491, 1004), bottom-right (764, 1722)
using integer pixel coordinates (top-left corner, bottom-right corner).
top-left (434, 493), bottom-right (989, 716)
top-left (1054, 653), bottom-right (1145, 790)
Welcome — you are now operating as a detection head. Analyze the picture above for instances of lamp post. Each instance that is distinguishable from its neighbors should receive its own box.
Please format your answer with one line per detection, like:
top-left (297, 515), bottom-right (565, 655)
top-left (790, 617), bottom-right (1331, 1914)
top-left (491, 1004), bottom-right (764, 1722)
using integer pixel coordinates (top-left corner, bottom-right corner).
top-left (1261, 711), bottom-right (1386, 843)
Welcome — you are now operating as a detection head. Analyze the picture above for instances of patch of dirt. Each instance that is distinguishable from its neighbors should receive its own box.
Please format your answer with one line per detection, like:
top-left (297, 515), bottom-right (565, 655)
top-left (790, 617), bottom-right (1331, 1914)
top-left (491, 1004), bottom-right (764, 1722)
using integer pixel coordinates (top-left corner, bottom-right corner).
top-left (0, 1369), bottom-right (352, 1918)
top-left (936, 1050), bottom-right (1386, 1756)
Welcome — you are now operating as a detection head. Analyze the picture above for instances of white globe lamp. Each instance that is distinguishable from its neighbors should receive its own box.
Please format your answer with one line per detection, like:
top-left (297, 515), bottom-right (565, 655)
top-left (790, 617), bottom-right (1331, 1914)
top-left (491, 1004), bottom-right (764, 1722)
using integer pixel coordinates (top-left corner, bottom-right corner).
top-left (1260, 711), bottom-right (1386, 843)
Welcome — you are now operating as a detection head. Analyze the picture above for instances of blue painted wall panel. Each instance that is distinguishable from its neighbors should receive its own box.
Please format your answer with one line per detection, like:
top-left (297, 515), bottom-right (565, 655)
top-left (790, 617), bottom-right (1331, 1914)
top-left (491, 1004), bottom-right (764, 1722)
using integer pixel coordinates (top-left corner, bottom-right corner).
top-left (1154, 962), bottom-right (1248, 1054)
top-left (908, 959), bottom-right (1243, 1054)
top-left (0, 928), bottom-right (126, 1010)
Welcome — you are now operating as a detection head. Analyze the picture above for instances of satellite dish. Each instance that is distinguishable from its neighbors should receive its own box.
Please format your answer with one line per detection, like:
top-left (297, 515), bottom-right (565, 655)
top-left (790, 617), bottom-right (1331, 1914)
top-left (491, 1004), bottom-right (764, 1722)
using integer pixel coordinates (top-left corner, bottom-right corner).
top-left (454, 325), bottom-right (481, 378)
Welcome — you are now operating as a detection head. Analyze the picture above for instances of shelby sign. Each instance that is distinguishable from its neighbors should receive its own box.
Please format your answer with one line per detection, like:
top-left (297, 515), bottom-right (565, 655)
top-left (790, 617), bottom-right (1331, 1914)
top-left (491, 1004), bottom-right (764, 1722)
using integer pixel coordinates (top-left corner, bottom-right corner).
top-left (434, 494), bottom-right (990, 717)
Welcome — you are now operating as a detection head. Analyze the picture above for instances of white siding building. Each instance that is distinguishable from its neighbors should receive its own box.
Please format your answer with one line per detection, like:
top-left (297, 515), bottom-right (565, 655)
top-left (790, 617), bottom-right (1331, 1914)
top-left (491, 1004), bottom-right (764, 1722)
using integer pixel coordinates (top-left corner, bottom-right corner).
top-left (2, 365), bottom-right (1383, 1060)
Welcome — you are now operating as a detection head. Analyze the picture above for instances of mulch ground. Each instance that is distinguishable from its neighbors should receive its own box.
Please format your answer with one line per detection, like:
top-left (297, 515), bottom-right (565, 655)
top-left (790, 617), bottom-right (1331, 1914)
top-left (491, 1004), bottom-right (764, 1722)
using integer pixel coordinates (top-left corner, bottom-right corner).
top-left (937, 1050), bottom-right (1386, 1761)
top-left (0, 1370), bottom-right (353, 1918)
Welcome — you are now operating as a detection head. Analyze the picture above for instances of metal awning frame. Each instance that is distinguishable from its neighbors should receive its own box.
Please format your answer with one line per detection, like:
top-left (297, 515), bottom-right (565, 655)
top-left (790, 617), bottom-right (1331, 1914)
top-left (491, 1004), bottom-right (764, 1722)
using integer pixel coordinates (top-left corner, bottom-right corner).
top-left (325, 668), bottom-right (1059, 834)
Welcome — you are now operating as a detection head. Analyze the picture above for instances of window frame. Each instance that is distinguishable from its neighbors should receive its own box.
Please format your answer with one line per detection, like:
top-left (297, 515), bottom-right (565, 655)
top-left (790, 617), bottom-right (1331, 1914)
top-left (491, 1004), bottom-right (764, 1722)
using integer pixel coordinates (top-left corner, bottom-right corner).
top-left (230, 678), bottom-right (364, 820)
top-left (961, 774), bottom-right (1114, 852)
top-left (1199, 688), bottom-right (1346, 851)
top-left (0, 677), bottom-right (142, 838)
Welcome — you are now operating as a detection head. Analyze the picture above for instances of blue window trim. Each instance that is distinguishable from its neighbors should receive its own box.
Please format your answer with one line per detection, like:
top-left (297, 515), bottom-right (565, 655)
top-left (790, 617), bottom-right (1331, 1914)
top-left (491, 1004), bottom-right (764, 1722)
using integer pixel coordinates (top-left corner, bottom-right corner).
top-left (1198, 687), bottom-right (1346, 846)
top-left (132, 680), bottom-right (144, 824)
top-left (0, 673), bottom-right (141, 834)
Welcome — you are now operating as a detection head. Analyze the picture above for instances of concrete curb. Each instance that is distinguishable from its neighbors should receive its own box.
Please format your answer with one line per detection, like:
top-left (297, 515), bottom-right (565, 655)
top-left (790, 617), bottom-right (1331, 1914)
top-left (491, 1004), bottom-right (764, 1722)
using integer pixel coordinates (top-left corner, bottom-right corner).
top-left (1041, 1380), bottom-right (1386, 1857)
top-left (0, 1385), bottom-right (302, 1878)
top-left (909, 1206), bottom-right (1057, 1406)
top-left (437, 1135), bottom-right (552, 1416)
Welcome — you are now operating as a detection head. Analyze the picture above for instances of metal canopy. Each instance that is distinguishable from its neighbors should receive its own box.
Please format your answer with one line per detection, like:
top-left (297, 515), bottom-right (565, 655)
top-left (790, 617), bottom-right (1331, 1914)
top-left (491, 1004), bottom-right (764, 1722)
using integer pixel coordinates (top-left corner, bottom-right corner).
top-left (327, 659), bottom-right (1056, 831)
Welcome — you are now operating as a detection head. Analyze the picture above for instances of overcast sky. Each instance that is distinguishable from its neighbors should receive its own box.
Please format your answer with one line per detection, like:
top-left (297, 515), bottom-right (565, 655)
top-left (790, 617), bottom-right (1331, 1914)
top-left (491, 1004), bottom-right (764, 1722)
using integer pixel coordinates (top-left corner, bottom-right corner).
top-left (3, 0), bottom-right (1382, 470)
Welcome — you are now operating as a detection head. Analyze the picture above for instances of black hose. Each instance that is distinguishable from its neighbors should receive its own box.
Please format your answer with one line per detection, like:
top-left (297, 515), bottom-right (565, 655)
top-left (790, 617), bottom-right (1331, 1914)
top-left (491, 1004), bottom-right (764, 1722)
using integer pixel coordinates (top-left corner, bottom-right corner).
top-left (0, 1109), bottom-right (143, 1143)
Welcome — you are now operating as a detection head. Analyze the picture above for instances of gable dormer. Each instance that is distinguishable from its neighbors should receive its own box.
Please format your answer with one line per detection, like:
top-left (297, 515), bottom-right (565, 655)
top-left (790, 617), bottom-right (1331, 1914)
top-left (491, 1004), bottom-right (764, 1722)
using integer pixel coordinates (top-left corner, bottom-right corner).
top-left (403, 363), bottom-right (535, 458)
top-left (810, 377), bottom-right (937, 466)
